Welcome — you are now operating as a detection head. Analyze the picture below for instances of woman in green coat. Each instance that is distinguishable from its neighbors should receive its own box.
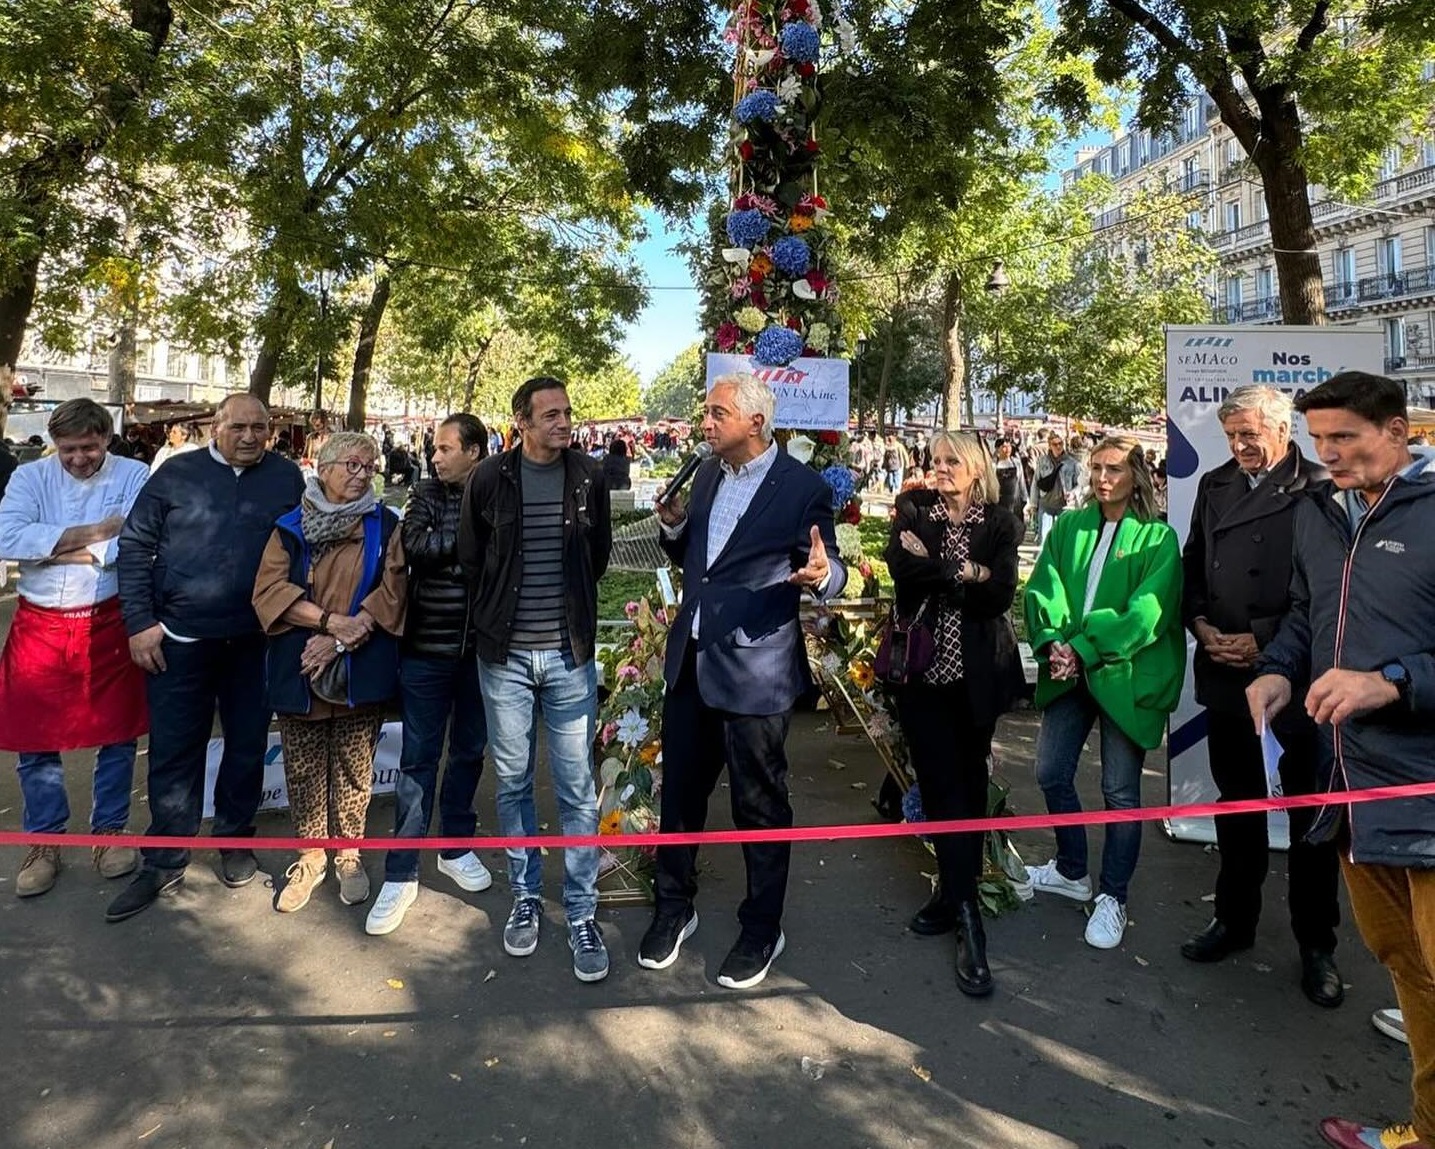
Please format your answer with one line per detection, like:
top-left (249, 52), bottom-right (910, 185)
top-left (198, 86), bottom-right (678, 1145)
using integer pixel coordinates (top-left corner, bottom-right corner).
top-left (1022, 434), bottom-right (1185, 951)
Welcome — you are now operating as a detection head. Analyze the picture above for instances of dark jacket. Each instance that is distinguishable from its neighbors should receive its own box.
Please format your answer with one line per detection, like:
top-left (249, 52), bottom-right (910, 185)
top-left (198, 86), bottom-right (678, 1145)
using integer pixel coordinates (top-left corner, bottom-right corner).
top-left (402, 477), bottom-right (474, 658)
top-left (0, 442), bottom-right (16, 505)
top-left (118, 448), bottom-right (305, 638)
top-left (1182, 444), bottom-right (1325, 716)
top-left (458, 446), bottom-right (611, 666)
top-left (265, 505), bottom-right (401, 715)
top-left (660, 449), bottom-right (847, 716)
top-left (1256, 454), bottom-right (1435, 866)
top-left (885, 489), bottom-right (1025, 725)
top-left (602, 449), bottom-right (632, 491)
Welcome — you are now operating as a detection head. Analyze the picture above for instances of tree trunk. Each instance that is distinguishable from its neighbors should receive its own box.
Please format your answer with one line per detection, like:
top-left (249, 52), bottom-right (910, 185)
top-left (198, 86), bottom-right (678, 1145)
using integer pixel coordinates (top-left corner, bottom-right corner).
top-left (875, 315), bottom-right (896, 437)
top-left (1258, 145), bottom-right (1326, 325)
top-left (940, 270), bottom-right (965, 431)
top-left (247, 277), bottom-right (303, 404)
top-left (0, 255), bottom-right (41, 384)
top-left (346, 273), bottom-right (391, 431)
top-left (108, 318), bottom-right (137, 406)
top-left (460, 337), bottom-right (493, 412)
top-left (962, 325), bottom-right (976, 428)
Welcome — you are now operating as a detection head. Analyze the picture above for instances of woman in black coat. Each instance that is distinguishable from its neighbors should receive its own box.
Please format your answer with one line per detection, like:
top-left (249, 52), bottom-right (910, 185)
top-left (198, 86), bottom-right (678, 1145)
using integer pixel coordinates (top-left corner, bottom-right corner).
top-left (884, 431), bottom-right (1024, 996)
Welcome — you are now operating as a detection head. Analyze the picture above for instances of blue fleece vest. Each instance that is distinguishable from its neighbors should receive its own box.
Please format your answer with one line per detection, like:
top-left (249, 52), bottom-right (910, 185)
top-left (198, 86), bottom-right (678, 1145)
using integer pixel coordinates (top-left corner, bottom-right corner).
top-left (265, 505), bottom-right (400, 716)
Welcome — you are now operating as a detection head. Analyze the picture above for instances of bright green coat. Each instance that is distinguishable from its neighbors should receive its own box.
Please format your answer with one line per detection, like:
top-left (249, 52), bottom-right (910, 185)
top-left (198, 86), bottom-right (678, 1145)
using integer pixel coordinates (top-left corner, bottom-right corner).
top-left (1023, 504), bottom-right (1186, 750)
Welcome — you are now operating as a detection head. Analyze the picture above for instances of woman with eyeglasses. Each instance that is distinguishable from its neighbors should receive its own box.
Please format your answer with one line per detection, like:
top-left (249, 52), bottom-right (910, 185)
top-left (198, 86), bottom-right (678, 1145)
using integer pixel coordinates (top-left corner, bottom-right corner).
top-left (885, 431), bottom-right (1024, 996)
top-left (253, 431), bottom-right (407, 913)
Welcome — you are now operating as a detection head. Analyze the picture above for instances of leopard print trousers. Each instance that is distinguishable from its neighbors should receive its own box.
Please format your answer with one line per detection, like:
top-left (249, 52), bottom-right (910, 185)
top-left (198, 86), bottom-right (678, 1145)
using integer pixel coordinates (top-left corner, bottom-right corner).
top-left (277, 712), bottom-right (383, 852)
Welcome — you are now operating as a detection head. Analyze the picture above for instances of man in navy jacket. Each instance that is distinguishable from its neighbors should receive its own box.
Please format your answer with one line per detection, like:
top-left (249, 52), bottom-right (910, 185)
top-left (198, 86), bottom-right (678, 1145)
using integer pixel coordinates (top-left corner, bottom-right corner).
top-left (108, 394), bottom-right (304, 922)
top-left (640, 372), bottom-right (845, 989)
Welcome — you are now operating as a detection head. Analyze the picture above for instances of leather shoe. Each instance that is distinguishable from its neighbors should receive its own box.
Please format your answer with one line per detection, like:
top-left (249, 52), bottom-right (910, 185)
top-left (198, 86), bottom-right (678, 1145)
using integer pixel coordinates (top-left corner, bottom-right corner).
top-left (909, 889), bottom-right (956, 936)
top-left (953, 901), bottom-right (993, 997)
top-left (218, 849), bottom-right (258, 888)
top-left (105, 867), bottom-right (184, 923)
top-left (1179, 918), bottom-right (1255, 963)
top-left (1301, 948), bottom-right (1345, 1008)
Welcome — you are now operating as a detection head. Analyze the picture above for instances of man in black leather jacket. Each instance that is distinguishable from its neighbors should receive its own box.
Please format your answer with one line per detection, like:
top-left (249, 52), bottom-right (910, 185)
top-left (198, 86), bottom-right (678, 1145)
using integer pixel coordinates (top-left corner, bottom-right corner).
top-left (367, 413), bottom-right (491, 936)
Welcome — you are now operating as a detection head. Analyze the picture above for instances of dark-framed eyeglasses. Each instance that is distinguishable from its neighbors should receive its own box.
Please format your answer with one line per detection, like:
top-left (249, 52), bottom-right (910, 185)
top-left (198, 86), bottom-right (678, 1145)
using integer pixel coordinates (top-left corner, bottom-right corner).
top-left (330, 458), bottom-right (378, 476)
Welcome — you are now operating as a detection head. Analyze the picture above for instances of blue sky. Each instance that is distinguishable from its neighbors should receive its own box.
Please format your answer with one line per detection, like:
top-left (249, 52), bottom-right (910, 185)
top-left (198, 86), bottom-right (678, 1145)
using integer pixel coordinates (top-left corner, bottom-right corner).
top-left (619, 210), bottom-right (703, 387)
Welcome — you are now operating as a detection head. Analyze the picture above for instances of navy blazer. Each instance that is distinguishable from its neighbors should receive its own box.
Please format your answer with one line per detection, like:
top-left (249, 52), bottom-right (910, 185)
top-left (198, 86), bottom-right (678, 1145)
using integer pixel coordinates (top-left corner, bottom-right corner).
top-left (660, 449), bottom-right (847, 716)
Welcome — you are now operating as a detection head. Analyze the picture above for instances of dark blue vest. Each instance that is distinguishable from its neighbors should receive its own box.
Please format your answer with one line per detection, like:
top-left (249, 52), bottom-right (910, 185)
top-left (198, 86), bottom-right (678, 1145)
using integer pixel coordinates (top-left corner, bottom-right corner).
top-left (265, 504), bottom-right (400, 716)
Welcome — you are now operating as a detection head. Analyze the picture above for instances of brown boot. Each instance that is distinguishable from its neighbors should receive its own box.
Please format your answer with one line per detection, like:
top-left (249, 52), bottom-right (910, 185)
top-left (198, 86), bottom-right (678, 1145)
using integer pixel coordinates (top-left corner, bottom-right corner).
top-left (17, 845), bottom-right (62, 898)
top-left (92, 829), bottom-right (138, 880)
top-left (275, 852), bottom-right (326, 913)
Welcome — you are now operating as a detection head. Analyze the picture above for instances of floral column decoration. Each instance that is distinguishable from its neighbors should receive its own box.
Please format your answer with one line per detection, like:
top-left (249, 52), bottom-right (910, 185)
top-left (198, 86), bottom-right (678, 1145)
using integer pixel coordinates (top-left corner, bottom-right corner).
top-left (712, 0), bottom-right (853, 368)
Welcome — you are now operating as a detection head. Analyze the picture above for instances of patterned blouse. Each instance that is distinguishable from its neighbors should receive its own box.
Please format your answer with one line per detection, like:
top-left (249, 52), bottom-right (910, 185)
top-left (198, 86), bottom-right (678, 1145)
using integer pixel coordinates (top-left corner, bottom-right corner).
top-left (924, 499), bottom-right (985, 686)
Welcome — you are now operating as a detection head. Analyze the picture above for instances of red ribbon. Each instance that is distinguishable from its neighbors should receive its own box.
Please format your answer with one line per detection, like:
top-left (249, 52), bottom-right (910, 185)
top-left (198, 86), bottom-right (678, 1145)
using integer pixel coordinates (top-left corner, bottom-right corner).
top-left (5, 780), bottom-right (1434, 853)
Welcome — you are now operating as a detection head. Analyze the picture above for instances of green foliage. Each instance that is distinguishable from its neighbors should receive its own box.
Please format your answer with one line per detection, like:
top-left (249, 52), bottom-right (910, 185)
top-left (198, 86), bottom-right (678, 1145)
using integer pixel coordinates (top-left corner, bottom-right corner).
top-left (643, 341), bottom-right (705, 422)
top-left (597, 569), bottom-right (663, 624)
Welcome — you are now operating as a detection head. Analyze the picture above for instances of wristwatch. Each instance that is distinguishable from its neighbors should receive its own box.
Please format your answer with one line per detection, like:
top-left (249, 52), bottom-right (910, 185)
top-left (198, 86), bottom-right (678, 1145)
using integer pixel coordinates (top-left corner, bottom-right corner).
top-left (1381, 661), bottom-right (1411, 705)
top-left (335, 640), bottom-right (349, 654)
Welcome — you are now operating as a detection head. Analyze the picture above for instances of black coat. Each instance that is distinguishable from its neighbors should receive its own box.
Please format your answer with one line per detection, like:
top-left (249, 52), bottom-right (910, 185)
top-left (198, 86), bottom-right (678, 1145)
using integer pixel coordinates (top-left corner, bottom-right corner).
top-left (402, 478), bottom-right (473, 658)
top-left (1181, 443), bottom-right (1325, 714)
top-left (602, 450), bottom-right (632, 490)
top-left (884, 489), bottom-right (1024, 726)
top-left (458, 447), bottom-right (611, 667)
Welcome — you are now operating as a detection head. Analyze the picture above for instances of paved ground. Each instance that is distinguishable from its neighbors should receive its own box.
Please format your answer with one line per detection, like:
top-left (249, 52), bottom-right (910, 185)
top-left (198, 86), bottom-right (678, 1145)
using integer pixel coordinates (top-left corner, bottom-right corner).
top-left (0, 592), bottom-right (1415, 1149)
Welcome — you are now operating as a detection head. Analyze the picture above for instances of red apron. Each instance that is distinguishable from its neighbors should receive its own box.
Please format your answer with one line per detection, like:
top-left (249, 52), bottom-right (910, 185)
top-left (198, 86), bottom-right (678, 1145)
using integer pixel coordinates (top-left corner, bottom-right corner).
top-left (0, 597), bottom-right (149, 752)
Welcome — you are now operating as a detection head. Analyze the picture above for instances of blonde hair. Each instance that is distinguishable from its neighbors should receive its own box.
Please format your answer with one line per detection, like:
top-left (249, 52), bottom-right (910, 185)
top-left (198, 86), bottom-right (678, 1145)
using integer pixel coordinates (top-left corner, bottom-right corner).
top-left (1087, 434), bottom-right (1159, 521)
top-left (317, 431), bottom-right (379, 468)
top-left (930, 431), bottom-right (999, 504)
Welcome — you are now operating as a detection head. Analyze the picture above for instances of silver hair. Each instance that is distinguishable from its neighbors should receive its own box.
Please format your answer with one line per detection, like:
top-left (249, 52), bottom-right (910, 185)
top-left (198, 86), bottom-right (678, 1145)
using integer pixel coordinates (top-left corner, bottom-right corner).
top-left (1218, 384), bottom-right (1293, 430)
top-left (711, 372), bottom-right (776, 443)
top-left (213, 393), bottom-right (269, 426)
top-left (317, 431), bottom-right (379, 467)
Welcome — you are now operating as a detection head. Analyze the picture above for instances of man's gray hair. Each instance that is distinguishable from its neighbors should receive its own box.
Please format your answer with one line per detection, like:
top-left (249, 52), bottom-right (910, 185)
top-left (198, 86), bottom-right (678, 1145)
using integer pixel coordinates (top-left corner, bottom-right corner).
top-left (317, 431), bottom-right (379, 467)
top-left (711, 372), bottom-right (776, 442)
top-left (1218, 384), bottom-right (1292, 429)
top-left (214, 393), bottom-right (269, 425)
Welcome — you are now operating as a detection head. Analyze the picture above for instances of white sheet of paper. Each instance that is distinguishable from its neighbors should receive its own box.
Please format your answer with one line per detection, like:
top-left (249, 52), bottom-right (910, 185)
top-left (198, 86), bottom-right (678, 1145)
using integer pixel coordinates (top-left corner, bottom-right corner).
top-left (1260, 722), bottom-right (1285, 798)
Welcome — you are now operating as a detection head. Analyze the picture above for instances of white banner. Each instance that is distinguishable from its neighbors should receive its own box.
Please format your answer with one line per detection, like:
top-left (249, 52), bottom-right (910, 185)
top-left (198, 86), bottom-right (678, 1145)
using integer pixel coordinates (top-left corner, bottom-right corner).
top-left (706, 353), bottom-right (850, 431)
top-left (1164, 323), bottom-right (1384, 844)
top-left (201, 721), bottom-right (404, 818)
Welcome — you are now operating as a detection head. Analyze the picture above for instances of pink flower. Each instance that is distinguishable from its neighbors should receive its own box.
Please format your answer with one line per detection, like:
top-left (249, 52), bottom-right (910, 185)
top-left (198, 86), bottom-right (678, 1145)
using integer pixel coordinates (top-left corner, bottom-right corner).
top-left (715, 321), bottom-right (742, 351)
top-left (600, 722), bottom-right (617, 746)
top-left (655, 608), bottom-right (669, 625)
top-left (624, 600), bottom-right (640, 617)
top-left (617, 665), bottom-right (641, 681)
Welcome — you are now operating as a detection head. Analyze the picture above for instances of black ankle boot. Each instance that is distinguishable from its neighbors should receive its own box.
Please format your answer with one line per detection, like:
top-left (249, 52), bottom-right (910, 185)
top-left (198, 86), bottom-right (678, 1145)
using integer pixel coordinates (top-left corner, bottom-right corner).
top-left (910, 888), bottom-right (957, 935)
top-left (954, 901), bottom-right (993, 997)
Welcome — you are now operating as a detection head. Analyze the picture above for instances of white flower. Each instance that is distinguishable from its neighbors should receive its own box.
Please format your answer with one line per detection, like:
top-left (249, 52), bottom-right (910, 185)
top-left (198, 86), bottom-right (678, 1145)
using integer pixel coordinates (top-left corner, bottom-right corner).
top-left (820, 652), bottom-right (843, 676)
top-left (792, 279), bottom-right (818, 301)
top-left (748, 48), bottom-right (776, 68)
top-left (808, 321), bottom-right (831, 350)
top-left (722, 247), bottom-right (752, 267)
top-left (786, 434), bottom-right (816, 464)
top-left (809, 0), bottom-right (824, 28)
top-left (835, 523), bottom-right (862, 559)
top-left (615, 709), bottom-right (649, 748)
top-left (776, 75), bottom-right (802, 103)
top-left (869, 711), bottom-right (892, 739)
top-left (834, 16), bottom-right (855, 53)
top-left (619, 783), bottom-right (636, 803)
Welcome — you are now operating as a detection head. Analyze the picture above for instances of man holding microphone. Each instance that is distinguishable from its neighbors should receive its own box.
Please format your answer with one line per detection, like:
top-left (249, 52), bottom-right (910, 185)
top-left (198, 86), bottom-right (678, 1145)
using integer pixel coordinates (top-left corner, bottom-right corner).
top-left (639, 372), bottom-right (845, 990)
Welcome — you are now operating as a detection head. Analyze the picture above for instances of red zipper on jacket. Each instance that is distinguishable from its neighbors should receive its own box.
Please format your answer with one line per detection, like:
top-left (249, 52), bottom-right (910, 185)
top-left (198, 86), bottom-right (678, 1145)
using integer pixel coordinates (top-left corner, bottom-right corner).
top-left (1329, 480), bottom-right (1398, 858)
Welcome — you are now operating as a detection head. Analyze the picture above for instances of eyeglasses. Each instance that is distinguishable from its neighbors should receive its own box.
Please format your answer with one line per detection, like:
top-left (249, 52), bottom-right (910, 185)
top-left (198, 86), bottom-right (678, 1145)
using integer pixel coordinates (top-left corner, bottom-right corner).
top-left (330, 459), bottom-right (378, 476)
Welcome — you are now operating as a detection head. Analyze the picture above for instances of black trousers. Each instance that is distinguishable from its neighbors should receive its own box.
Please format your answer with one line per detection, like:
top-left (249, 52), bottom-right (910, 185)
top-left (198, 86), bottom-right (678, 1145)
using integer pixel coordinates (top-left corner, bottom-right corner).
top-left (895, 680), bottom-right (994, 904)
top-left (654, 647), bottom-right (792, 943)
top-left (141, 634), bottom-right (270, 872)
top-left (1207, 708), bottom-right (1340, 952)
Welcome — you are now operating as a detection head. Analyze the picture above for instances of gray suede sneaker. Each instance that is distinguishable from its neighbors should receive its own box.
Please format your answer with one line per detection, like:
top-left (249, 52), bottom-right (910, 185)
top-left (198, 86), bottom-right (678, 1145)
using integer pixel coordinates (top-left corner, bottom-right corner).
top-left (503, 897), bottom-right (543, 957)
top-left (569, 918), bottom-right (610, 983)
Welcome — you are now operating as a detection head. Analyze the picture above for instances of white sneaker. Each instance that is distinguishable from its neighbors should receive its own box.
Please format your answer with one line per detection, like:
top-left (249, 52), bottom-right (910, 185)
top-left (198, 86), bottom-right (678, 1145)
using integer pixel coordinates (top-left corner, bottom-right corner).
top-left (1372, 1008), bottom-right (1408, 1044)
top-left (437, 852), bottom-right (493, 893)
top-left (1084, 894), bottom-right (1127, 949)
top-left (365, 881), bottom-right (419, 936)
top-left (1025, 859), bottom-right (1094, 902)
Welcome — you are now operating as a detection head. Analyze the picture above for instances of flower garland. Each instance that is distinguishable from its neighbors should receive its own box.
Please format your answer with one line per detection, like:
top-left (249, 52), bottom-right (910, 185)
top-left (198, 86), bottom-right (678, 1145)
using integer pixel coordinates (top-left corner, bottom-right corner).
top-left (710, 0), bottom-right (852, 367)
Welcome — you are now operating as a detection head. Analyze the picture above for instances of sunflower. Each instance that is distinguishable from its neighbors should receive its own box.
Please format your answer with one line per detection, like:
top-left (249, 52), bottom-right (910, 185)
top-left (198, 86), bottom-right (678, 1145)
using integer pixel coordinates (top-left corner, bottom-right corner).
top-left (848, 659), bottom-right (876, 689)
top-left (639, 742), bottom-right (661, 765)
top-left (599, 810), bottom-right (624, 836)
top-left (789, 213), bottom-right (815, 233)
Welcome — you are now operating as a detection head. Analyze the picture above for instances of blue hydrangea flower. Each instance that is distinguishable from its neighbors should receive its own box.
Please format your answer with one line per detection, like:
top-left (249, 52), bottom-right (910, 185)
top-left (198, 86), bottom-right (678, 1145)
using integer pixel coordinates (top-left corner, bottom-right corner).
top-left (770, 236), bottom-right (812, 277)
top-left (734, 90), bottom-right (780, 124)
top-left (780, 22), bottom-right (820, 64)
top-left (754, 325), bottom-right (805, 366)
top-left (901, 782), bottom-right (925, 824)
top-left (821, 464), bottom-right (856, 511)
top-left (725, 209), bottom-right (771, 249)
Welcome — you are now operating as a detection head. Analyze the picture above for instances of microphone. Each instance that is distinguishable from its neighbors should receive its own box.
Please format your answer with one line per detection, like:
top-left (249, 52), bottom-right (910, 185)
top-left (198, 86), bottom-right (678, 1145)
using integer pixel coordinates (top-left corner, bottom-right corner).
top-left (657, 441), bottom-right (713, 507)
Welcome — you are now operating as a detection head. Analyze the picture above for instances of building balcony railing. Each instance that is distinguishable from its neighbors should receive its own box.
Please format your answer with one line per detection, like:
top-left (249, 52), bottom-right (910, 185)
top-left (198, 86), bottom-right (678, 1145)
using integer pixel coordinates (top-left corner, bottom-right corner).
top-left (1309, 164), bottom-right (1435, 229)
top-left (1229, 220), bottom-right (1270, 247)
top-left (1178, 169), bottom-right (1211, 193)
top-left (1212, 297), bottom-right (1281, 324)
top-left (1358, 264), bottom-right (1435, 304)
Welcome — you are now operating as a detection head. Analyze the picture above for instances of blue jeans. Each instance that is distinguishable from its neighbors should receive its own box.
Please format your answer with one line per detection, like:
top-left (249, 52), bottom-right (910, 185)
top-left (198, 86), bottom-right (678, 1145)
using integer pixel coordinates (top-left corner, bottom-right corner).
top-left (1034, 684), bottom-right (1146, 903)
top-left (1036, 508), bottom-right (1063, 546)
top-left (17, 742), bottom-right (137, 834)
top-left (477, 649), bottom-right (600, 922)
top-left (385, 653), bottom-right (488, 882)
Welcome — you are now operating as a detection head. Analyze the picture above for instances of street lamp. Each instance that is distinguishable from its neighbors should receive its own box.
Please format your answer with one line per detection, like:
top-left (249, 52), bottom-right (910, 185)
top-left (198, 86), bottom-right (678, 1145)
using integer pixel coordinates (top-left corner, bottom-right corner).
top-left (985, 260), bottom-right (1010, 427)
top-left (854, 335), bottom-right (868, 432)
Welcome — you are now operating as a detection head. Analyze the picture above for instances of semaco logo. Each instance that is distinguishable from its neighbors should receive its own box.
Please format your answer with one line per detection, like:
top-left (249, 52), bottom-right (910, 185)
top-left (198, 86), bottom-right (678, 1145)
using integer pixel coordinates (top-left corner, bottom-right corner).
top-left (1374, 539), bottom-right (1406, 555)
top-left (1184, 336), bottom-right (1235, 348)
